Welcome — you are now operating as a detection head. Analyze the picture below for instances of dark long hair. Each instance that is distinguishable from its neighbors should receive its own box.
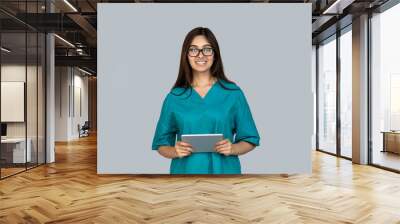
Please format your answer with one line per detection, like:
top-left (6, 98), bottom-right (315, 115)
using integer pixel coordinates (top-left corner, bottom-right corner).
top-left (171, 27), bottom-right (237, 96)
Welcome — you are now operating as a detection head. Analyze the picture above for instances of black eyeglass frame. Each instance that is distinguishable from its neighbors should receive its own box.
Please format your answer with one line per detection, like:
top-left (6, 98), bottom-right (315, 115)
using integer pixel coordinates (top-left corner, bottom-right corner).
top-left (187, 47), bottom-right (214, 57)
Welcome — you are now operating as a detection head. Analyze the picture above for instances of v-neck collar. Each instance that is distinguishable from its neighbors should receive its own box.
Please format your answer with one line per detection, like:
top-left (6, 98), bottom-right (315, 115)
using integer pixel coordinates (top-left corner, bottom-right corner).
top-left (191, 81), bottom-right (218, 101)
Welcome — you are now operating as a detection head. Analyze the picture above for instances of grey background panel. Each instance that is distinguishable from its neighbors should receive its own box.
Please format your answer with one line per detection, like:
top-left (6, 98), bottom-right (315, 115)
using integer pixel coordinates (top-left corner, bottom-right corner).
top-left (98, 3), bottom-right (313, 174)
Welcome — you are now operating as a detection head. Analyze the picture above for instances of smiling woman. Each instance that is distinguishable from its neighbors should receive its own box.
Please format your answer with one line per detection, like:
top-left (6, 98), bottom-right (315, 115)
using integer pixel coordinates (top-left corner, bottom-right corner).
top-left (151, 27), bottom-right (261, 174)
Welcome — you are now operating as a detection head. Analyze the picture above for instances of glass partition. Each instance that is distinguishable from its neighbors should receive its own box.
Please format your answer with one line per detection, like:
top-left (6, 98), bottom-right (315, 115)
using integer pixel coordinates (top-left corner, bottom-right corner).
top-left (38, 32), bottom-right (45, 165)
top-left (0, 31), bottom-right (28, 177)
top-left (27, 31), bottom-right (38, 169)
top-left (0, 1), bottom-right (46, 179)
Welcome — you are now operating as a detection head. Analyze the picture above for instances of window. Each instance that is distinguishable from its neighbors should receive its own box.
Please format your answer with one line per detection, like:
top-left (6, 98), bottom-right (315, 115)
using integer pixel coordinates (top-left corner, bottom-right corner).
top-left (339, 28), bottom-right (352, 158)
top-left (371, 3), bottom-right (400, 171)
top-left (318, 36), bottom-right (337, 154)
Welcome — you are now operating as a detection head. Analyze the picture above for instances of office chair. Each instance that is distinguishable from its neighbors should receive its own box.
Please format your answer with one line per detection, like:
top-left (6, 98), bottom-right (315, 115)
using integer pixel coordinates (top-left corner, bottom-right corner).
top-left (79, 121), bottom-right (90, 138)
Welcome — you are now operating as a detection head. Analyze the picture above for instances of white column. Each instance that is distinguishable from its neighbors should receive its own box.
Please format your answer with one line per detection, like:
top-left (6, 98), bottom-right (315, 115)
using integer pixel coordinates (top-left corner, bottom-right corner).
top-left (46, 1), bottom-right (56, 163)
top-left (46, 33), bottom-right (55, 163)
top-left (352, 14), bottom-right (369, 164)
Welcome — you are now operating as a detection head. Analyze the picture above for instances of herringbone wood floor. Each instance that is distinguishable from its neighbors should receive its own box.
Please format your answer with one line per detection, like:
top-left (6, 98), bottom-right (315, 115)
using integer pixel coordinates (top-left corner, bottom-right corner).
top-left (1, 134), bottom-right (400, 224)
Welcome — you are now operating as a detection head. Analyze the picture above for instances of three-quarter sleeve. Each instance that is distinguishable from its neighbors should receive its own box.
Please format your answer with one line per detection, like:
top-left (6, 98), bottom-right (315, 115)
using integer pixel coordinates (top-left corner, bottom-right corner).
top-left (151, 94), bottom-right (177, 150)
top-left (233, 89), bottom-right (260, 146)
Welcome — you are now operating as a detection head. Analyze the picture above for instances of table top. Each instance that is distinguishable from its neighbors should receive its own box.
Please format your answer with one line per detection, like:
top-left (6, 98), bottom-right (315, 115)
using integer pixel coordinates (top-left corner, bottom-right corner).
top-left (1, 138), bottom-right (30, 143)
top-left (381, 131), bottom-right (400, 134)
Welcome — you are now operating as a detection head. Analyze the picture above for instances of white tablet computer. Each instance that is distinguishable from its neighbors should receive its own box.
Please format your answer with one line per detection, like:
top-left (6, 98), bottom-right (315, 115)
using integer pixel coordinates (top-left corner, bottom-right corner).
top-left (181, 134), bottom-right (223, 153)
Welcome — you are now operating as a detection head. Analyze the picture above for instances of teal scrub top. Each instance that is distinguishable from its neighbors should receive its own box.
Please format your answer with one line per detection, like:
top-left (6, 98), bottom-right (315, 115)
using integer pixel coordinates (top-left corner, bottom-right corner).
top-left (151, 79), bottom-right (260, 174)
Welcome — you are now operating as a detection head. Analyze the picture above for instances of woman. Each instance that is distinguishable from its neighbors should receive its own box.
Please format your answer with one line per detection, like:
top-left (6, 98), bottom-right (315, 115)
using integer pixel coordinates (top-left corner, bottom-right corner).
top-left (151, 27), bottom-right (260, 174)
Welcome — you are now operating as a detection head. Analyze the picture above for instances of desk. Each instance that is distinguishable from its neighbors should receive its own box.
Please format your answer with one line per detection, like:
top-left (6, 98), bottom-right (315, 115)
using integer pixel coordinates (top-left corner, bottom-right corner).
top-left (1, 138), bottom-right (32, 163)
top-left (382, 131), bottom-right (400, 154)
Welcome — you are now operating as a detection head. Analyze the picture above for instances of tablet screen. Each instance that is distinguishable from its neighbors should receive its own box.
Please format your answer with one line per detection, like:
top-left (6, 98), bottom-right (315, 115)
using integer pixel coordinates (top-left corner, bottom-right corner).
top-left (181, 134), bottom-right (223, 153)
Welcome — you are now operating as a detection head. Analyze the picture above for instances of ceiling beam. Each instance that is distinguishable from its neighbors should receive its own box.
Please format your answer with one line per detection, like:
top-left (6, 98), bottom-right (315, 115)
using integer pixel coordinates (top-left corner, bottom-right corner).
top-left (55, 55), bottom-right (96, 71)
top-left (67, 13), bottom-right (97, 46)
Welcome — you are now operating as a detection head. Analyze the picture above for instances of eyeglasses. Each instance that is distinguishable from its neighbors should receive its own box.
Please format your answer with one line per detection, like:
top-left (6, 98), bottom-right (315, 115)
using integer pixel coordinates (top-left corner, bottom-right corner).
top-left (188, 47), bottom-right (214, 57)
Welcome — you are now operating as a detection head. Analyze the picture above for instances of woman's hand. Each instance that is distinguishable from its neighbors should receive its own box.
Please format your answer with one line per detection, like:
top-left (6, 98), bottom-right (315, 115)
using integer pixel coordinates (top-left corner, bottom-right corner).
top-left (215, 139), bottom-right (235, 156)
top-left (174, 141), bottom-right (193, 158)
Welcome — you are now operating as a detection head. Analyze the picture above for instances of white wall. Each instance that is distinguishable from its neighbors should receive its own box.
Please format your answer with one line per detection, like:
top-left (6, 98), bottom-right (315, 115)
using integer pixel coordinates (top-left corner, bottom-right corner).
top-left (55, 66), bottom-right (69, 141)
top-left (1, 65), bottom-right (39, 137)
top-left (55, 67), bottom-right (89, 141)
top-left (71, 72), bottom-right (89, 138)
